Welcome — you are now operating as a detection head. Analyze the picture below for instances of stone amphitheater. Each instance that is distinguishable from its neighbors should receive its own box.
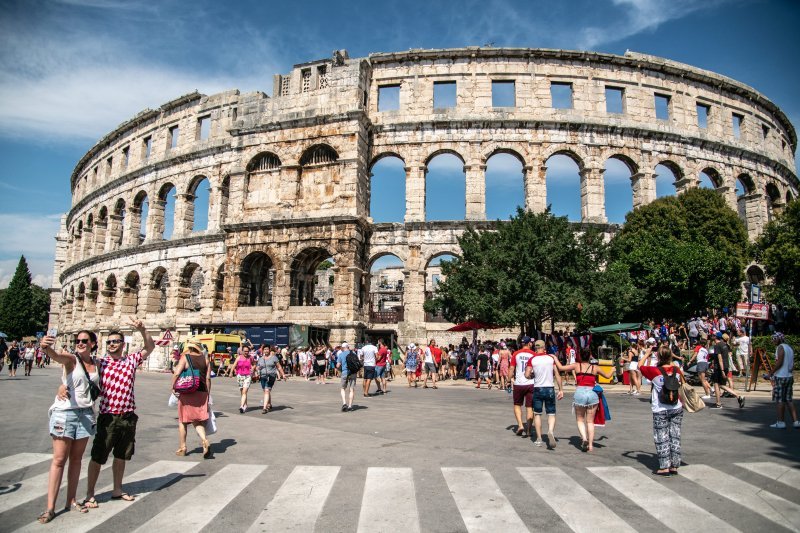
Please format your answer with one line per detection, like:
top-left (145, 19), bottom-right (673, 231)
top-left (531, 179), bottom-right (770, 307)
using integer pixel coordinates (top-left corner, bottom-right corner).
top-left (48, 47), bottom-right (798, 368)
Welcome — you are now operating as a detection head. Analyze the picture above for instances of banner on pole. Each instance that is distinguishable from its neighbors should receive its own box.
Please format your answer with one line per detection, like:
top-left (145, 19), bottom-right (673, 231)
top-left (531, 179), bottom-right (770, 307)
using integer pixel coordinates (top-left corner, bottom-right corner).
top-left (735, 302), bottom-right (769, 321)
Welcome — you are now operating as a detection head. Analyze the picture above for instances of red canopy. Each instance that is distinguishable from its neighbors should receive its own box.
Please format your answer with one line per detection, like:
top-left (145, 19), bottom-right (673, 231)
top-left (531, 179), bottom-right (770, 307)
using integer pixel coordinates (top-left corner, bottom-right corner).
top-left (446, 319), bottom-right (500, 332)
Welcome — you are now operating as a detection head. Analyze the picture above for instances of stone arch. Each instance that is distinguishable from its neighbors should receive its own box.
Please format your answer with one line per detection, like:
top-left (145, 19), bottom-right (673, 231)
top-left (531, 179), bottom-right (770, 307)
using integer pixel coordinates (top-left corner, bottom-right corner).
top-left (157, 182), bottom-right (177, 240)
top-left (111, 198), bottom-right (126, 250)
top-left (542, 147), bottom-right (587, 171)
top-left (655, 161), bottom-right (682, 198)
top-left (150, 266), bottom-right (169, 313)
top-left (482, 147), bottom-right (526, 167)
top-left (604, 156), bottom-right (635, 224)
top-left (486, 151), bottom-right (525, 220)
top-left (787, 190), bottom-right (795, 203)
top-left (424, 252), bottom-right (459, 301)
top-left (765, 182), bottom-right (782, 221)
top-left (101, 273), bottom-right (117, 316)
top-left (699, 167), bottom-right (723, 189)
top-left (247, 152), bottom-right (282, 172)
top-left (736, 173), bottom-right (755, 196)
top-left (219, 175), bottom-right (230, 224)
top-left (122, 270), bottom-right (140, 316)
top-left (300, 144), bottom-right (338, 166)
top-left (368, 253), bottom-right (406, 320)
top-left (290, 247), bottom-right (333, 306)
top-left (425, 151), bottom-right (466, 221)
top-left (239, 252), bottom-right (274, 307)
top-left (606, 153), bottom-right (639, 175)
top-left (545, 152), bottom-right (582, 221)
top-left (132, 190), bottom-right (148, 242)
top-left (213, 263), bottom-right (225, 310)
top-left (424, 149), bottom-right (466, 167)
top-left (369, 155), bottom-right (406, 223)
top-left (187, 175), bottom-right (210, 232)
top-left (746, 264), bottom-right (765, 284)
top-left (179, 262), bottom-right (203, 311)
top-left (369, 151), bottom-right (406, 169)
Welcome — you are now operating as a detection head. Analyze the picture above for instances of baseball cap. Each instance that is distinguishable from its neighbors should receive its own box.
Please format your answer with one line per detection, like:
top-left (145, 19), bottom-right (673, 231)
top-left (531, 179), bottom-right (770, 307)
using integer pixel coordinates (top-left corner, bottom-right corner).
top-left (342, 342), bottom-right (350, 348)
top-left (534, 340), bottom-right (545, 349)
top-left (715, 332), bottom-right (723, 339)
top-left (646, 338), bottom-right (656, 345)
top-left (722, 333), bottom-right (730, 341)
top-left (521, 336), bottom-right (532, 345)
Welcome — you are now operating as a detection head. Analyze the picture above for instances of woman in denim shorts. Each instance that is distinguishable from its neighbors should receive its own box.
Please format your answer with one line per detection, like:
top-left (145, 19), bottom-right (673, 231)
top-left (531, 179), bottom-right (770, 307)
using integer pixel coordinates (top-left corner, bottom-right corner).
top-left (37, 330), bottom-right (100, 523)
top-left (561, 349), bottom-right (613, 452)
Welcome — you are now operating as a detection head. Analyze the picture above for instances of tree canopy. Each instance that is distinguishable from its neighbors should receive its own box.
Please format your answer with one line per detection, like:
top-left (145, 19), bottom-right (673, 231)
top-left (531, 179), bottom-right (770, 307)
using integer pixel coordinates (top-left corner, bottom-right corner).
top-left (608, 188), bottom-right (748, 320)
top-left (0, 256), bottom-right (50, 339)
top-left (425, 208), bottom-right (635, 334)
top-left (757, 198), bottom-right (800, 314)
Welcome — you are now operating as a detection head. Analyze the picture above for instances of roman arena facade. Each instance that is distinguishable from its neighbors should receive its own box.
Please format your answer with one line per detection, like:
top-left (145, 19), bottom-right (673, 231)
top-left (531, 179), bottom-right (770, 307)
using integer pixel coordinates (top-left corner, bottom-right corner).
top-left (48, 47), bottom-right (798, 367)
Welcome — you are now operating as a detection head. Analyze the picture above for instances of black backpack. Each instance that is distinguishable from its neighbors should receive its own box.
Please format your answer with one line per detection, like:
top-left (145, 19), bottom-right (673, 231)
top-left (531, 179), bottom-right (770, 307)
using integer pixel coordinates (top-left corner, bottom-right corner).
top-left (659, 367), bottom-right (680, 404)
top-left (345, 351), bottom-right (362, 374)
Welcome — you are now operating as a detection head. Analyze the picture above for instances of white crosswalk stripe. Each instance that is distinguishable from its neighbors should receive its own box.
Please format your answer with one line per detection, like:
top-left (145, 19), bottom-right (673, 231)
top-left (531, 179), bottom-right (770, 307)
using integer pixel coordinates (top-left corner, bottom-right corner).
top-left (0, 461), bottom-right (109, 514)
top-left (247, 465), bottom-right (339, 533)
top-left (358, 467), bottom-right (420, 533)
top-left (736, 461), bottom-right (800, 490)
top-left (519, 467), bottom-right (635, 533)
top-left (0, 453), bottom-right (51, 477)
top-left (134, 464), bottom-right (266, 532)
top-left (2, 453), bottom-right (799, 533)
top-left (442, 467), bottom-right (528, 533)
top-left (588, 466), bottom-right (739, 532)
top-left (681, 464), bottom-right (800, 530)
top-left (14, 460), bottom-right (196, 533)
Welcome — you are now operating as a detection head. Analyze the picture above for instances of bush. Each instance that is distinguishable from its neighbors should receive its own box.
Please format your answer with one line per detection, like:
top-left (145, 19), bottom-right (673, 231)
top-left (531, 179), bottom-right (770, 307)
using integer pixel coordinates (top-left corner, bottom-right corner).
top-left (751, 335), bottom-right (800, 371)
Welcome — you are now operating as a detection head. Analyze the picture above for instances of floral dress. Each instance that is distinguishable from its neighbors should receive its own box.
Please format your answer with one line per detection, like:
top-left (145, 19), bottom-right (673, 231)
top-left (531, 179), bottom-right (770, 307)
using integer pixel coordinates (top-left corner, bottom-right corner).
top-left (405, 349), bottom-right (418, 371)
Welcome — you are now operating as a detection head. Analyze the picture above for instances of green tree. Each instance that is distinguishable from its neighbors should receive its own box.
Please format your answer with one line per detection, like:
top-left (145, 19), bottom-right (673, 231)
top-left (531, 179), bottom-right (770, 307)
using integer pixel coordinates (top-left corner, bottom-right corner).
top-left (425, 208), bottom-right (635, 335)
top-left (609, 188), bottom-right (748, 320)
top-left (757, 198), bottom-right (800, 315)
top-left (30, 284), bottom-right (51, 334)
top-left (0, 256), bottom-right (36, 339)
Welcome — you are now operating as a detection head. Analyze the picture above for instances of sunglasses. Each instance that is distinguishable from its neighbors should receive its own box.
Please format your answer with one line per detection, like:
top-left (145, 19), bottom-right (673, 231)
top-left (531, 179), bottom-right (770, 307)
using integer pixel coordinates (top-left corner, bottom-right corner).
top-left (76, 339), bottom-right (91, 345)
top-left (106, 339), bottom-right (124, 345)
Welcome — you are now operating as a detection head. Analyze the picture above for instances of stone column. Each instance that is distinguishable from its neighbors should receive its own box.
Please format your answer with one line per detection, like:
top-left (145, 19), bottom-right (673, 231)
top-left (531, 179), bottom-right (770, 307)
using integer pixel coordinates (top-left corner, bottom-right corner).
top-left (402, 269), bottom-right (426, 325)
top-left (93, 220), bottom-right (107, 255)
top-left (405, 165), bottom-right (425, 222)
top-left (631, 172), bottom-right (656, 208)
top-left (465, 163), bottom-right (486, 221)
top-left (108, 214), bottom-right (123, 251)
top-left (343, 266), bottom-right (363, 319)
top-left (579, 166), bottom-right (607, 223)
top-left (147, 200), bottom-right (166, 242)
top-left (741, 192), bottom-right (764, 240)
top-left (716, 185), bottom-right (738, 212)
top-left (227, 171), bottom-right (247, 224)
top-left (674, 176), bottom-right (696, 195)
top-left (526, 164), bottom-right (547, 213)
top-left (124, 206), bottom-right (141, 247)
top-left (173, 193), bottom-right (195, 237)
top-left (280, 165), bottom-right (301, 206)
top-left (208, 185), bottom-right (226, 231)
top-left (272, 268), bottom-right (292, 311)
top-left (81, 228), bottom-right (93, 260)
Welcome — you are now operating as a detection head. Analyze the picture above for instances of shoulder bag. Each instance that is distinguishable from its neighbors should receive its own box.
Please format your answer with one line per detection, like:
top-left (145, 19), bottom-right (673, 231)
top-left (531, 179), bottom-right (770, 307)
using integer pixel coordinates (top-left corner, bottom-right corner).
top-left (174, 354), bottom-right (201, 393)
top-left (76, 355), bottom-right (102, 402)
top-left (678, 372), bottom-right (705, 413)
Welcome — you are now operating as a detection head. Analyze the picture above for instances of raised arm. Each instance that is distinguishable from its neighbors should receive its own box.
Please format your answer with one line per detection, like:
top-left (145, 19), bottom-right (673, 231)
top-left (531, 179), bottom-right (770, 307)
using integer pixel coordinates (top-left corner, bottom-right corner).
top-left (128, 317), bottom-right (155, 360)
top-left (39, 336), bottom-right (76, 370)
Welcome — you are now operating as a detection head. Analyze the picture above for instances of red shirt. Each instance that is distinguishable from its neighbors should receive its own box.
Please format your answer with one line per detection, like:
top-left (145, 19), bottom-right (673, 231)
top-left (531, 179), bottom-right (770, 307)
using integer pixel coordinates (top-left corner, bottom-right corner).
top-left (376, 346), bottom-right (389, 366)
top-left (429, 346), bottom-right (442, 365)
top-left (98, 352), bottom-right (144, 414)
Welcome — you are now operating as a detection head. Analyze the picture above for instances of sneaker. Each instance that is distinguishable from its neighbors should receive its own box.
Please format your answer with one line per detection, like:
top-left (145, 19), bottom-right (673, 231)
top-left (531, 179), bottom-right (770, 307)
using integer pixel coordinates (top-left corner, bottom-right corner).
top-left (770, 421), bottom-right (787, 429)
top-left (710, 404), bottom-right (723, 409)
top-left (701, 395), bottom-right (712, 399)
top-left (793, 421), bottom-right (800, 429)
top-left (239, 407), bottom-right (244, 414)
top-left (738, 396), bottom-right (745, 409)
top-left (533, 440), bottom-right (544, 447)
top-left (547, 432), bottom-right (557, 449)
top-left (632, 391), bottom-right (640, 396)
top-left (341, 404), bottom-right (347, 412)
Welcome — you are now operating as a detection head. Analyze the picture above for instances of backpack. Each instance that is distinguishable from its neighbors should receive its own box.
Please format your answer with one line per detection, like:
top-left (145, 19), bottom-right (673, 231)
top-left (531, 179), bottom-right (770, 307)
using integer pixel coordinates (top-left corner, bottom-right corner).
top-left (658, 367), bottom-right (680, 404)
top-left (345, 351), bottom-right (362, 375)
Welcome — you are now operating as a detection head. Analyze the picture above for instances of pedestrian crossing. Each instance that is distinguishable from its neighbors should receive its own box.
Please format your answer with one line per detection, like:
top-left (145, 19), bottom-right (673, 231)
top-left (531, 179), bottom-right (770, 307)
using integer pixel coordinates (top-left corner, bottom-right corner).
top-left (1, 453), bottom-right (798, 532)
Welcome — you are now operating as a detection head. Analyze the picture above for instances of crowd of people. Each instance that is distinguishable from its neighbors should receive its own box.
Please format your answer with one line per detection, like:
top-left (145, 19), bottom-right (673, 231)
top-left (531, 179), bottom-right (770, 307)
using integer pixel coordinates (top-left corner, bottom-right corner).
top-left (9, 310), bottom-right (796, 525)
top-left (0, 338), bottom-right (50, 377)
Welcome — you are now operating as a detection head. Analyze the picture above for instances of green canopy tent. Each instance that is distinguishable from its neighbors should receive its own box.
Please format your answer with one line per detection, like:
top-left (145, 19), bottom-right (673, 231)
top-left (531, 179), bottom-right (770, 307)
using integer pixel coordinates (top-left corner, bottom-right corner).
top-left (589, 322), bottom-right (652, 360)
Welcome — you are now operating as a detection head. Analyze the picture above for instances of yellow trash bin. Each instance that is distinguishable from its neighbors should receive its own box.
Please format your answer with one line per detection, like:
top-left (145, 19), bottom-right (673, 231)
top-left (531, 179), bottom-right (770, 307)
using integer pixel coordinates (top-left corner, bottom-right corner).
top-left (597, 359), bottom-right (615, 384)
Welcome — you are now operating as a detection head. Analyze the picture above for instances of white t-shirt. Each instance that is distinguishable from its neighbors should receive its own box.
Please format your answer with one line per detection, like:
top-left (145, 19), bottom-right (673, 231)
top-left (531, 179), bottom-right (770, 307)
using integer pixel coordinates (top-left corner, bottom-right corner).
top-left (526, 353), bottom-right (556, 388)
top-left (423, 347), bottom-right (434, 364)
top-left (24, 347), bottom-right (36, 360)
top-left (775, 344), bottom-right (794, 378)
top-left (734, 336), bottom-right (750, 357)
top-left (511, 349), bottom-right (536, 386)
top-left (696, 347), bottom-right (709, 364)
top-left (361, 344), bottom-right (378, 366)
top-left (298, 351), bottom-right (308, 364)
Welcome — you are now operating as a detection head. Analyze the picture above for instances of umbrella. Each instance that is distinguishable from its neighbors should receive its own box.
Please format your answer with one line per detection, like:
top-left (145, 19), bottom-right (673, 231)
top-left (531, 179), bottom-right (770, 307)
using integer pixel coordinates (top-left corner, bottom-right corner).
top-left (446, 319), bottom-right (500, 332)
top-left (588, 322), bottom-right (652, 334)
top-left (0, 332), bottom-right (7, 338)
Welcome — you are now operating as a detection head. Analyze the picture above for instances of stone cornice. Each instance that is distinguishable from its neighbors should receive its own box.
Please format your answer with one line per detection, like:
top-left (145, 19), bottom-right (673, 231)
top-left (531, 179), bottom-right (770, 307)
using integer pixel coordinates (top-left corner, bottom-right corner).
top-left (368, 47), bottom-right (796, 150)
top-left (59, 232), bottom-right (225, 283)
top-left (232, 110), bottom-right (366, 136)
top-left (223, 215), bottom-right (371, 233)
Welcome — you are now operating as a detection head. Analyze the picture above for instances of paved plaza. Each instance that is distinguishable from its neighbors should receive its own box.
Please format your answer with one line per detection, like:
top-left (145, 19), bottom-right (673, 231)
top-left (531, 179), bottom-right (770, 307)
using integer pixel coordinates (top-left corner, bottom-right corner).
top-left (1, 367), bottom-right (798, 532)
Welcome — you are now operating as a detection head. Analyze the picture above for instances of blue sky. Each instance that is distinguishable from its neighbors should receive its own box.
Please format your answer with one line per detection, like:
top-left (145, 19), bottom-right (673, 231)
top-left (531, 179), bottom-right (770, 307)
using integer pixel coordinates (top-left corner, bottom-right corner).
top-left (0, 0), bottom-right (798, 287)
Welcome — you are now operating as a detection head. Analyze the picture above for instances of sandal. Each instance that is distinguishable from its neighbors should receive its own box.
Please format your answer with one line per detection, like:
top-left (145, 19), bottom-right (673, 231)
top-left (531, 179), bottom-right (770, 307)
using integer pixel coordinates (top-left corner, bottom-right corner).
top-left (653, 470), bottom-right (672, 477)
top-left (581, 440), bottom-right (589, 452)
top-left (111, 493), bottom-right (135, 501)
top-left (38, 510), bottom-right (56, 524)
top-left (66, 501), bottom-right (89, 513)
top-left (175, 446), bottom-right (187, 456)
top-left (202, 439), bottom-right (211, 459)
top-left (82, 497), bottom-right (99, 509)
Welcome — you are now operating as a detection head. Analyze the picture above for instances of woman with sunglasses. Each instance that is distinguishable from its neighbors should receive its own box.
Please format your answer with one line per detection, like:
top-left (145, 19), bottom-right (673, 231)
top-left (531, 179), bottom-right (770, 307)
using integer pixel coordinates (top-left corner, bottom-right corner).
top-left (37, 330), bottom-right (100, 523)
top-left (171, 342), bottom-right (212, 457)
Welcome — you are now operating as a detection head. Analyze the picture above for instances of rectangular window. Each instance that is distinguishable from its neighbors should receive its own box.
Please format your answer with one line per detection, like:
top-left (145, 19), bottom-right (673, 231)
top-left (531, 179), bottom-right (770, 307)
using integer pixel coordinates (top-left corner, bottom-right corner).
top-left (433, 81), bottom-right (457, 109)
top-left (696, 103), bottom-right (710, 129)
top-left (280, 76), bottom-right (290, 96)
top-left (143, 136), bottom-right (152, 161)
top-left (654, 93), bottom-right (671, 120)
top-left (93, 166), bottom-right (98, 181)
top-left (301, 69), bottom-right (311, 92)
top-left (231, 107), bottom-right (238, 122)
top-left (605, 86), bottom-right (624, 114)
top-left (550, 82), bottom-right (573, 109)
top-left (168, 125), bottom-right (179, 149)
top-left (732, 113), bottom-right (743, 138)
top-left (762, 124), bottom-right (770, 139)
top-left (122, 146), bottom-right (129, 169)
top-left (197, 116), bottom-right (211, 140)
top-left (317, 65), bottom-right (328, 89)
top-left (106, 156), bottom-right (113, 176)
top-left (491, 80), bottom-right (515, 107)
top-left (378, 84), bottom-right (400, 111)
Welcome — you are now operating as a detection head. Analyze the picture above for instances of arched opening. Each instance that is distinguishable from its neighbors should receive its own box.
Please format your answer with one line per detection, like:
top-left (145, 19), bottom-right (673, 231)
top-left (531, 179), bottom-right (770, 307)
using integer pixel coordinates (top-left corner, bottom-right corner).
top-left (102, 274), bottom-right (117, 316)
top-left (220, 175), bottom-right (230, 224)
top-left (179, 263), bottom-right (203, 312)
top-left (425, 253), bottom-right (457, 322)
top-left (213, 263), bottom-right (225, 310)
top-left (122, 271), bottom-right (140, 316)
top-left (151, 267), bottom-right (169, 313)
top-left (425, 152), bottom-right (466, 221)
top-left (87, 278), bottom-right (99, 315)
top-left (300, 144), bottom-right (338, 166)
top-left (368, 254), bottom-right (405, 323)
top-left (765, 183), bottom-right (781, 221)
top-left (96, 206), bottom-right (108, 253)
top-left (290, 248), bottom-right (333, 306)
top-left (744, 264), bottom-right (766, 303)
top-left (545, 153), bottom-right (582, 221)
top-left (133, 191), bottom-right (148, 243)
top-left (158, 183), bottom-right (177, 240)
top-left (655, 163), bottom-right (680, 198)
top-left (247, 152), bottom-right (281, 172)
top-left (239, 252), bottom-right (274, 307)
top-left (75, 221), bottom-right (83, 262)
top-left (485, 151), bottom-right (524, 220)
top-left (604, 157), bottom-right (635, 224)
top-left (76, 282), bottom-right (86, 315)
top-left (699, 168), bottom-right (721, 189)
top-left (787, 191), bottom-right (795, 203)
top-left (112, 199), bottom-right (126, 250)
top-left (369, 155), bottom-right (406, 222)
top-left (189, 176), bottom-right (210, 232)
top-left (245, 153), bottom-right (281, 209)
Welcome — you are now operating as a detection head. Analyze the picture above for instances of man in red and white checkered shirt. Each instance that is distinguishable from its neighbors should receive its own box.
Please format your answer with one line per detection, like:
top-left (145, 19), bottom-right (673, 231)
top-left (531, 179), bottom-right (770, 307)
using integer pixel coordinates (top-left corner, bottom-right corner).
top-left (83, 317), bottom-right (155, 507)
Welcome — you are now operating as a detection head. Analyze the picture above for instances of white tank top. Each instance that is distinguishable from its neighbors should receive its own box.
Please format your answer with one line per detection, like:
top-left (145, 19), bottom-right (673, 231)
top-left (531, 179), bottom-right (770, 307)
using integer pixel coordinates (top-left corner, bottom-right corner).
top-left (51, 355), bottom-right (100, 410)
top-left (775, 344), bottom-right (794, 378)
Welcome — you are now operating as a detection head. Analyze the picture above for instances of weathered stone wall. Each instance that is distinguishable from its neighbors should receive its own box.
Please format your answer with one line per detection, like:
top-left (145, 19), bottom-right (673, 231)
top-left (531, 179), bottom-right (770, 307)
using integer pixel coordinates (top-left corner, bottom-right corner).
top-left (49, 47), bottom-right (798, 360)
